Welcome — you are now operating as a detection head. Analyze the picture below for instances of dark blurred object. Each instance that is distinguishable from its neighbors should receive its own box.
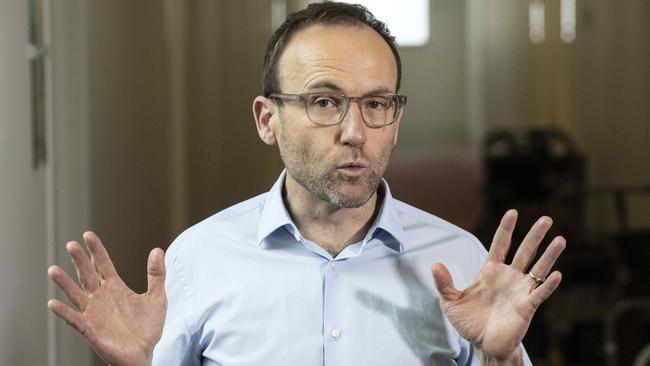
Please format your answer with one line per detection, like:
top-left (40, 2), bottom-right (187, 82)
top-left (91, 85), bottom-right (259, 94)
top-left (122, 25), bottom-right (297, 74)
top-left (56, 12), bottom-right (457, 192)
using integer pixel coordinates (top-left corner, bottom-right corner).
top-left (478, 128), bottom-right (650, 365)
top-left (484, 128), bottom-right (585, 201)
top-left (561, 322), bottom-right (604, 365)
top-left (481, 128), bottom-right (586, 242)
top-left (601, 184), bottom-right (650, 297)
top-left (594, 185), bottom-right (650, 366)
top-left (604, 298), bottom-right (650, 366)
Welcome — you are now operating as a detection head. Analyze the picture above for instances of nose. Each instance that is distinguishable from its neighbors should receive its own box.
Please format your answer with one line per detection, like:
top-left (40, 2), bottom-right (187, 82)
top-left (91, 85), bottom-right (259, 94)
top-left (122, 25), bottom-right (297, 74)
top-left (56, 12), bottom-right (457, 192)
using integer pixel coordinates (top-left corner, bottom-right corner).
top-left (338, 102), bottom-right (366, 147)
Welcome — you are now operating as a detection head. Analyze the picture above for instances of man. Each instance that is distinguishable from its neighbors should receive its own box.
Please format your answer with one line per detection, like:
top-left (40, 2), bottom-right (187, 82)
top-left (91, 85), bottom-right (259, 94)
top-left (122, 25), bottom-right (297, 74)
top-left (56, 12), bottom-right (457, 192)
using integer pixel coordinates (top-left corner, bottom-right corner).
top-left (47, 3), bottom-right (565, 365)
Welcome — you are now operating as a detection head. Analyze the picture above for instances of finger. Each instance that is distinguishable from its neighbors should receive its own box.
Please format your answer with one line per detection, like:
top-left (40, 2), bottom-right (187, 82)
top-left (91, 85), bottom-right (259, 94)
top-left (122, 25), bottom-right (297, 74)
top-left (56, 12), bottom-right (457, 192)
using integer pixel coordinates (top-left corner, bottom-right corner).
top-left (487, 209), bottom-right (518, 263)
top-left (66, 241), bottom-right (101, 293)
top-left (47, 265), bottom-right (87, 311)
top-left (431, 263), bottom-right (461, 301)
top-left (47, 299), bottom-right (88, 336)
top-left (146, 248), bottom-right (166, 298)
top-left (511, 216), bottom-right (552, 271)
top-left (528, 236), bottom-right (566, 282)
top-left (83, 231), bottom-right (118, 280)
top-left (529, 271), bottom-right (562, 309)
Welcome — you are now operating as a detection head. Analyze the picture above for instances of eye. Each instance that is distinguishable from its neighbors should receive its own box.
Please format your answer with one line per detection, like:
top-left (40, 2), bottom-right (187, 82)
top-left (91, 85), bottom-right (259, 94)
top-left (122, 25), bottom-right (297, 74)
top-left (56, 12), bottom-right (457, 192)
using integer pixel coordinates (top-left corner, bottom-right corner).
top-left (364, 97), bottom-right (390, 110)
top-left (309, 95), bottom-right (340, 109)
top-left (316, 98), bottom-right (334, 108)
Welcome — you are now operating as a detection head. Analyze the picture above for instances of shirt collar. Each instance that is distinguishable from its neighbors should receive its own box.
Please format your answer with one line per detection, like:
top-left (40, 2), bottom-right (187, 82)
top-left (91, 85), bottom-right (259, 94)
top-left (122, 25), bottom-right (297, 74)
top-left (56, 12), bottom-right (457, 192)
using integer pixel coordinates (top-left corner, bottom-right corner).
top-left (257, 170), bottom-right (405, 252)
top-left (365, 181), bottom-right (405, 252)
top-left (257, 170), bottom-right (296, 244)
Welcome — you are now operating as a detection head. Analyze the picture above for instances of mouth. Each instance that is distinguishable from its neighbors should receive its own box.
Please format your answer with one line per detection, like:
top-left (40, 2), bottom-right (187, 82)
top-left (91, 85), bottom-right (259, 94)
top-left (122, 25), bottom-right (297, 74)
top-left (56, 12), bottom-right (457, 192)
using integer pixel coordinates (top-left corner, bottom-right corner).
top-left (336, 162), bottom-right (367, 176)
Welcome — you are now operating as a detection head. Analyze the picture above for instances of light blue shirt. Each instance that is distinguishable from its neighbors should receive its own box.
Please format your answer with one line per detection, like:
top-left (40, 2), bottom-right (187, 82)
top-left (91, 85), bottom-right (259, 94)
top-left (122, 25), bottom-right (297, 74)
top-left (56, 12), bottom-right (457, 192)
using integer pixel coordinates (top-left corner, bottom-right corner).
top-left (153, 171), bottom-right (531, 365)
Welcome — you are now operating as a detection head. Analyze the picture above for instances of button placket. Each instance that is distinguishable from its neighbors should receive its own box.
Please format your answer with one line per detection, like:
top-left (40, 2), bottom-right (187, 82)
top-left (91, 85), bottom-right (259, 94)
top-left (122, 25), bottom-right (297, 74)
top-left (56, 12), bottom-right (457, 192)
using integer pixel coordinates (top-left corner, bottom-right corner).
top-left (323, 258), bottom-right (344, 364)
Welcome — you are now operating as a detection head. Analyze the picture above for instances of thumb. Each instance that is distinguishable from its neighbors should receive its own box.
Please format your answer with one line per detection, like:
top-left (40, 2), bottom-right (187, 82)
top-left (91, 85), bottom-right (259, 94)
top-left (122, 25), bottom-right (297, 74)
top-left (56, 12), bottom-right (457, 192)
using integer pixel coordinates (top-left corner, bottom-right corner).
top-left (147, 248), bottom-right (166, 297)
top-left (431, 263), bottom-right (460, 301)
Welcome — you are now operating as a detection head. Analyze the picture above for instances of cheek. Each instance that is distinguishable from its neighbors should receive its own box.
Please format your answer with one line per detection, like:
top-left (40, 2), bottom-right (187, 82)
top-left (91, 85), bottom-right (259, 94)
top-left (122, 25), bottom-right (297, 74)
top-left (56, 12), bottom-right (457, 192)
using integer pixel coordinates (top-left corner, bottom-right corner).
top-left (278, 123), bottom-right (316, 162)
top-left (279, 114), bottom-right (331, 154)
top-left (370, 128), bottom-right (398, 154)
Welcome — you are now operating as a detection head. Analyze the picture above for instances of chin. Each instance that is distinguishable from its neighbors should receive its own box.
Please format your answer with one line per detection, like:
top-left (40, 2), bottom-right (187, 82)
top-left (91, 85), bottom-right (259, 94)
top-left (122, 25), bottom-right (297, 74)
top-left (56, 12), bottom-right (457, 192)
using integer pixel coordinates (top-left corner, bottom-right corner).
top-left (327, 187), bottom-right (376, 209)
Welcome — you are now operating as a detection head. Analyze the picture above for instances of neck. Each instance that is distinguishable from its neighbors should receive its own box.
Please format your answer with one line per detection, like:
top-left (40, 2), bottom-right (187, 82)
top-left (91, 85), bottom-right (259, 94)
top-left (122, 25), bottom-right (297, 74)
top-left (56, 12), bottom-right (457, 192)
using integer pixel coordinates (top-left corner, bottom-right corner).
top-left (283, 174), bottom-right (381, 257)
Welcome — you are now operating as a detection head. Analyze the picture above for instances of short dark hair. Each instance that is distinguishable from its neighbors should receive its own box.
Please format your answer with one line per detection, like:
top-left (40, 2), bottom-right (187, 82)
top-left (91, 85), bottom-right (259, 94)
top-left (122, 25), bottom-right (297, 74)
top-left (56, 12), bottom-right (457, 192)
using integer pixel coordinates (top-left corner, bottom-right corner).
top-left (261, 2), bottom-right (402, 97)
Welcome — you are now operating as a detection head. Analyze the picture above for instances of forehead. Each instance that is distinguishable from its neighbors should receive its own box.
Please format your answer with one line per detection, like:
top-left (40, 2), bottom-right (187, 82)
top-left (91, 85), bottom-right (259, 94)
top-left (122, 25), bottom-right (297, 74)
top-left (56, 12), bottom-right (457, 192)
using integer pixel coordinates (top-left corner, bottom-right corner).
top-left (277, 24), bottom-right (398, 94)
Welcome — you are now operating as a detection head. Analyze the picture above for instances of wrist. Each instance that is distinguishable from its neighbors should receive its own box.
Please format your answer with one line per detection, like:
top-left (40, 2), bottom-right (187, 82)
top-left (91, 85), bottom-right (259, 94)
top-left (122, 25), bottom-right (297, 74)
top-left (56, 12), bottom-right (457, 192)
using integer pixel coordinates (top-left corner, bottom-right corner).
top-left (476, 347), bottom-right (523, 366)
top-left (142, 353), bottom-right (153, 366)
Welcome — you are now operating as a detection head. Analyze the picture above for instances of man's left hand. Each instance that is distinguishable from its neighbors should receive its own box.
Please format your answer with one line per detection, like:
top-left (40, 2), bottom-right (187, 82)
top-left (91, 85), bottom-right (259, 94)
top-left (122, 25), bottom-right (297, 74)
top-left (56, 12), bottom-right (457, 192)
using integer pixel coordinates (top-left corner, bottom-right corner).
top-left (432, 209), bottom-right (565, 363)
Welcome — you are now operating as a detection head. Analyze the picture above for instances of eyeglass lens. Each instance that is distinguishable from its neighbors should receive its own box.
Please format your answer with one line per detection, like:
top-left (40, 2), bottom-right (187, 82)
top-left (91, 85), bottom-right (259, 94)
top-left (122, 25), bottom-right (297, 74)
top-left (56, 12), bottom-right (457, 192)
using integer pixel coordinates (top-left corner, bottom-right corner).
top-left (305, 94), bottom-right (398, 126)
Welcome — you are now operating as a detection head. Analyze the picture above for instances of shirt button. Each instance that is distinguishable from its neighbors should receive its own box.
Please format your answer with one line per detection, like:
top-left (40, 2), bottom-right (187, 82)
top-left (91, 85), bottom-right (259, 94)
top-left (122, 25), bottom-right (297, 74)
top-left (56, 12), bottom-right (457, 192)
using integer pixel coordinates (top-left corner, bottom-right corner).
top-left (331, 328), bottom-right (341, 339)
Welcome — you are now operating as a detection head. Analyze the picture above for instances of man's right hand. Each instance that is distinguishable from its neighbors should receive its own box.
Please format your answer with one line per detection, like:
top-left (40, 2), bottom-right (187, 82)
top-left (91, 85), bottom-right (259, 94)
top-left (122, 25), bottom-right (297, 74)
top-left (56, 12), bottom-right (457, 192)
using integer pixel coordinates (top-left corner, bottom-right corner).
top-left (47, 232), bottom-right (167, 366)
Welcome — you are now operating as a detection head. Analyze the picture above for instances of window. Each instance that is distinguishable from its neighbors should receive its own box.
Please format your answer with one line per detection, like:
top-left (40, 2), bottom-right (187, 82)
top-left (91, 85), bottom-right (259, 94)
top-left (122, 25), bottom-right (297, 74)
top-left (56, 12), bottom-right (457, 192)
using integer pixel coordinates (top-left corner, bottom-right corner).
top-left (340, 0), bottom-right (430, 47)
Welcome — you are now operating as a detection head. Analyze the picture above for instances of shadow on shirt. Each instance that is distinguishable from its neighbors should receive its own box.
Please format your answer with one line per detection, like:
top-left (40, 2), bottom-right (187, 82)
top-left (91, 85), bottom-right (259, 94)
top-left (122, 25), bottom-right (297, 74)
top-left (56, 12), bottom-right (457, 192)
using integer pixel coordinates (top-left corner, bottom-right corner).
top-left (356, 257), bottom-right (457, 366)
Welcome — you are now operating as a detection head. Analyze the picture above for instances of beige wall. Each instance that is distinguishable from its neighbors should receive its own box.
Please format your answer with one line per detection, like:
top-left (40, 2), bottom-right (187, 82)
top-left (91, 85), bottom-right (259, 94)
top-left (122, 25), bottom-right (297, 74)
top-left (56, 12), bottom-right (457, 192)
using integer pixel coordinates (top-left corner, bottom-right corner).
top-left (0, 1), bottom-right (48, 363)
top-left (46, 1), bottom-right (172, 365)
top-left (572, 0), bottom-right (650, 230)
top-left (83, 1), bottom-right (171, 297)
top-left (185, 1), bottom-right (282, 225)
top-left (50, 1), bottom-right (94, 364)
top-left (397, 0), bottom-right (469, 152)
top-left (392, 0), bottom-right (488, 229)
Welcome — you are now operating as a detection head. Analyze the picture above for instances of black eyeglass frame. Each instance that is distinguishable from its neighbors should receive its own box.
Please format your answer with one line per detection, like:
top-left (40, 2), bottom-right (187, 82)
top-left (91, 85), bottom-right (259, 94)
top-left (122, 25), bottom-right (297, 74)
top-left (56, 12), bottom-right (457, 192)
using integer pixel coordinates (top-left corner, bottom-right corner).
top-left (269, 91), bottom-right (407, 128)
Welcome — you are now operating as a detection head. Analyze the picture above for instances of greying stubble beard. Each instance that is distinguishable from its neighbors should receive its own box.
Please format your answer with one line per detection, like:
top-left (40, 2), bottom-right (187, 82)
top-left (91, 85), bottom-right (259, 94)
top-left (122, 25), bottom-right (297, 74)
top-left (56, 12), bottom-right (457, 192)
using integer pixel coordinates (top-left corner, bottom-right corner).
top-left (277, 122), bottom-right (393, 209)
top-left (314, 162), bottom-right (384, 208)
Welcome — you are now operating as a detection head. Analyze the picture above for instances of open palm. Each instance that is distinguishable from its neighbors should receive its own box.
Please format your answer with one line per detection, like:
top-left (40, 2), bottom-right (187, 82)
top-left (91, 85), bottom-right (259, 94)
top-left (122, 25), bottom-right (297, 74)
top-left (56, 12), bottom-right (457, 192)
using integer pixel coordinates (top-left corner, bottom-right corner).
top-left (47, 232), bottom-right (166, 366)
top-left (432, 210), bottom-right (565, 361)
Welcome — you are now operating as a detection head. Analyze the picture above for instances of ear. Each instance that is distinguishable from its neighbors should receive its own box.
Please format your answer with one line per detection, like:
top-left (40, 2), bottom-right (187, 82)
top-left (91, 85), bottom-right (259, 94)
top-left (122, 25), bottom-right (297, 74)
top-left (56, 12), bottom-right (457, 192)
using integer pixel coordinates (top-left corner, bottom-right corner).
top-left (253, 96), bottom-right (279, 145)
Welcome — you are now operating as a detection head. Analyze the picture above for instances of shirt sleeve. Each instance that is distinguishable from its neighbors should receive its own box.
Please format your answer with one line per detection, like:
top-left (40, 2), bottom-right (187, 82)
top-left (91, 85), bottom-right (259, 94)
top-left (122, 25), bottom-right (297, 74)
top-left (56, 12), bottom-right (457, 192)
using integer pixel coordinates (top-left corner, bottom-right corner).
top-left (464, 344), bottom-right (533, 365)
top-left (152, 246), bottom-right (202, 365)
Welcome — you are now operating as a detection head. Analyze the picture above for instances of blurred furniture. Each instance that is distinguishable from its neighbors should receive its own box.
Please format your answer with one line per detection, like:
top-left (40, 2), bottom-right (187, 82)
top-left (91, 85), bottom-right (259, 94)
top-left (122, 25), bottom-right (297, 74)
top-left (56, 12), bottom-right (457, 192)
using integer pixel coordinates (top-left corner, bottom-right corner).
top-left (480, 128), bottom-right (586, 243)
top-left (596, 185), bottom-right (650, 366)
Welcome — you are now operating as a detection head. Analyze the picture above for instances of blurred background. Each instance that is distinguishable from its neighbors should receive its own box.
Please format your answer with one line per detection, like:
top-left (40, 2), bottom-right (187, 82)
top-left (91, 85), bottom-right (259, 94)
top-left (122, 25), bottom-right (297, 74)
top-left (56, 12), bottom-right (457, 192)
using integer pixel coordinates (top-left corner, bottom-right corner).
top-left (1, 0), bottom-right (648, 365)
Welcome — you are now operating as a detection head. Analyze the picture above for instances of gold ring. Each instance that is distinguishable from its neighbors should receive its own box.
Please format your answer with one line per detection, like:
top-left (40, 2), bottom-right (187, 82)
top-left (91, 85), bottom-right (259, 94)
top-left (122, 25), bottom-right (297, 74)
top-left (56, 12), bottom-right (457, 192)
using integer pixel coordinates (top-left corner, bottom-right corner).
top-left (528, 271), bottom-right (545, 284)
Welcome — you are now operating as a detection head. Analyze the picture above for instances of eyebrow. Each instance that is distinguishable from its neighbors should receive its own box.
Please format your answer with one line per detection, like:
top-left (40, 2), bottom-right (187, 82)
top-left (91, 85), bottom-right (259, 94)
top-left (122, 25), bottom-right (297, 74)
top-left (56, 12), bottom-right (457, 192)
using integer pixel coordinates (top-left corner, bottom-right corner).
top-left (305, 81), bottom-right (345, 93)
top-left (305, 81), bottom-right (394, 95)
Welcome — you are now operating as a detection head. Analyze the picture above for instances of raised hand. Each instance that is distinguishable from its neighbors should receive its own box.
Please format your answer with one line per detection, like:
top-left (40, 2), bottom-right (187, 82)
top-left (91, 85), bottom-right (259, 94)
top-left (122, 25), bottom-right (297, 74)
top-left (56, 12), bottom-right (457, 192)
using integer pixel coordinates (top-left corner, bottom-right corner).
top-left (47, 232), bottom-right (167, 366)
top-left (432, 210), bottom-right (565, 363)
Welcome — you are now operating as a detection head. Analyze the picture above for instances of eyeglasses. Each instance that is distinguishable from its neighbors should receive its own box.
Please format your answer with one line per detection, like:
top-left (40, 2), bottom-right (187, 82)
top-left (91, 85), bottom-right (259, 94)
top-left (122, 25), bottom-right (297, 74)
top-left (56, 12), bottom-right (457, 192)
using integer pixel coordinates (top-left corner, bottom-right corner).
top-left (269, 92), bottom-right (407, 128)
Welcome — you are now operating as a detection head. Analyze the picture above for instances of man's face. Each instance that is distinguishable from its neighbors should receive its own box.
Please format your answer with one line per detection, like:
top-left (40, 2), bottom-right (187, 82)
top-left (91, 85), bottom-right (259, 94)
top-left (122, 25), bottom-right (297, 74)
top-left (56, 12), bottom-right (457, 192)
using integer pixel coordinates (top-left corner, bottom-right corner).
top-left (272, 24), bottom-right (401, 208)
